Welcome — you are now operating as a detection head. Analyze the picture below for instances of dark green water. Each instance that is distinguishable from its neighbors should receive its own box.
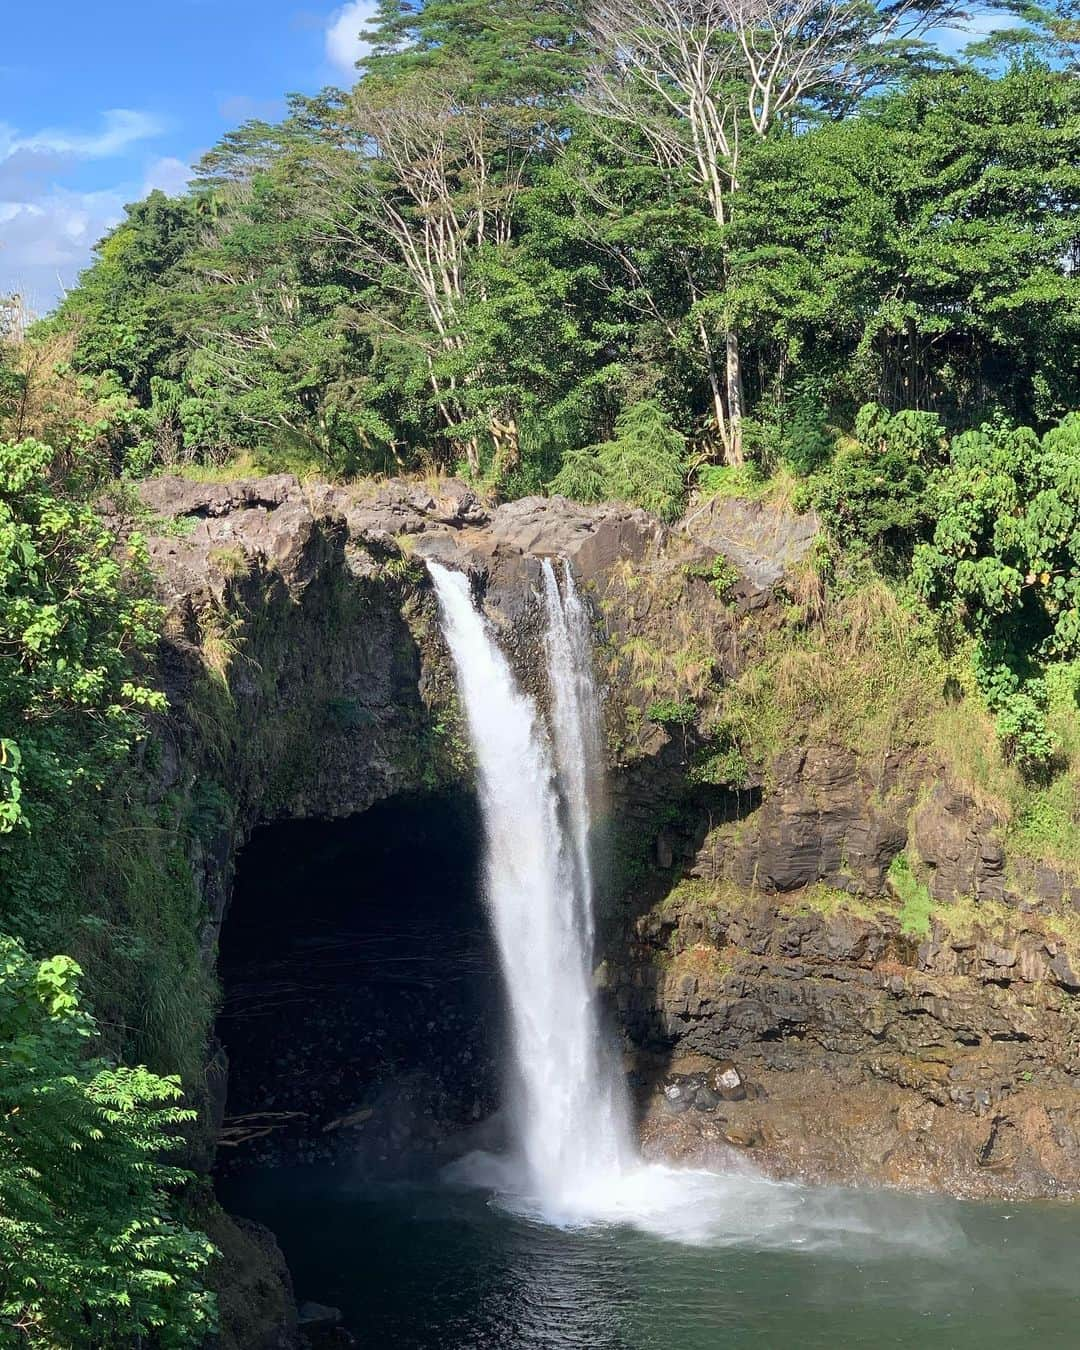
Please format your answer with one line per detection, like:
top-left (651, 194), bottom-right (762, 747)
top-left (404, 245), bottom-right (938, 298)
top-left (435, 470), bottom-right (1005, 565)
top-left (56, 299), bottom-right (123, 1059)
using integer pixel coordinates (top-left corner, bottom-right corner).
top-left (220, 1165), bottom-right (1080, 1348)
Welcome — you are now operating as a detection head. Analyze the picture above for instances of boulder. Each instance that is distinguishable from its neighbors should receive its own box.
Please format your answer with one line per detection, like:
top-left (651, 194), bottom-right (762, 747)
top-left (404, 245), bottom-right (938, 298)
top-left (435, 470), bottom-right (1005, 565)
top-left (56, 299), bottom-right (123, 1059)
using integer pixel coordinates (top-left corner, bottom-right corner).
top-left (679, 494), bottom-right (819, 593)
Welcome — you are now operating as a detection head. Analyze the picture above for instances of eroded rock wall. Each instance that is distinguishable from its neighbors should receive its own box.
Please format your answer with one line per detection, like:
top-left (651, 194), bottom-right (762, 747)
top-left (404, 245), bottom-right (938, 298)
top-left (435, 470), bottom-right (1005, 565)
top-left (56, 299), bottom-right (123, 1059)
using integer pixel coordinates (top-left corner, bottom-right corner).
top-left (611, 747), bottom-right (1080, 1199)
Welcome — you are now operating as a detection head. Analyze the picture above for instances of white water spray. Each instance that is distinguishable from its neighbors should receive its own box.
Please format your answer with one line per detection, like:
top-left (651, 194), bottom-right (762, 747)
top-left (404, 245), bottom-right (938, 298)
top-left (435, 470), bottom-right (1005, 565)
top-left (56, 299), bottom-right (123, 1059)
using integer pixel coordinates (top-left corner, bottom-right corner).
top-left (428, 560), bottom-right (631, 1215)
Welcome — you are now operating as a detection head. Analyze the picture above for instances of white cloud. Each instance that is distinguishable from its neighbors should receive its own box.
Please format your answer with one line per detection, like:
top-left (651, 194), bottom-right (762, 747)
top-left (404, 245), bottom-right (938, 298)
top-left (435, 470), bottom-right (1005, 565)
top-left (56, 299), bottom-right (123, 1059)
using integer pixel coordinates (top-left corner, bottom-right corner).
top-left (0, 108), bottom-right (164, 311)
top-left (142, 155), bottom-right (192, 197)
top-left (325, 0), bottom-right (380, 74)
top-left (0, 187), bottom-right (127, 312)
top-left (4, 109), bottom-right (164, 161)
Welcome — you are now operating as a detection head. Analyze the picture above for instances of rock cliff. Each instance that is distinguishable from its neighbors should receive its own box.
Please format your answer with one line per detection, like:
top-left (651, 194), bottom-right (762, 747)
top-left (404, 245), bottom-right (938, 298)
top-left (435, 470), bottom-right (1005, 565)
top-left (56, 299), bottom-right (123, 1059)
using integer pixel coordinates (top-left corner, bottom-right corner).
top-left (132, 472), bottom-right (1080, 1339)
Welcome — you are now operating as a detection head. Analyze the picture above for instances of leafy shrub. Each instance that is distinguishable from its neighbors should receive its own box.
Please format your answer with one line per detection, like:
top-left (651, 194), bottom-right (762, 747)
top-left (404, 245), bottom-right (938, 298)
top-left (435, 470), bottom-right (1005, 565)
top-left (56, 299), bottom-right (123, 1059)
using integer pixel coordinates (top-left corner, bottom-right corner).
top-left (0, 436), bottom-right (165, 837)
top-left (695, 461), bottom-right (771, 500)
top-left (780, 380), bottom-right (833, 475)
top-left (683, 554), bottom-right (739, 601)
top-left (647, 699), bottom-right (697, 727)
top-left (887, 852), bottom-right (933, 937)
top-left (0, 934), bottom-right (217, 1346)
top-left (994, 691), bottom-right (1056, 776)
top-left (548, 446), bottom-right (607, 504)
top-left (550, 400), bottom-right (687, 520)
top-left (912, 414), bottom-right (1080, 773)
top-left (689, 727), bottom-right (749, 787)
top-left (812, 403), bottom-right (945, 560)
top-left (0, 432), bottom-right (212, 1080)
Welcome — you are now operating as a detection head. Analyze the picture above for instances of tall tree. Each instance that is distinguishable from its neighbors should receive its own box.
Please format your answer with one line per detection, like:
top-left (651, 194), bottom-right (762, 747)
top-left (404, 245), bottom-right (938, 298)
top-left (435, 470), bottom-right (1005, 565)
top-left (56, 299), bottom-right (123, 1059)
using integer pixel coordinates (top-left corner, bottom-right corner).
top-left (582, 0), bottom-right (960, 462)
top-left (728, 63), bottom-right (1080, 428)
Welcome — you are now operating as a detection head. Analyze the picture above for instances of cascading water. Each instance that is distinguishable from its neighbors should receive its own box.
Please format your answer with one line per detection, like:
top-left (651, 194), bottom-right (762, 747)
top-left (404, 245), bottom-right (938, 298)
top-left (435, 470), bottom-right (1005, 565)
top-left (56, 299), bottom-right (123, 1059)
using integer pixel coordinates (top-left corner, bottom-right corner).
top-left (427, 559), bottom-right (632, 1215)
top-left (393, 559), bottom-right (971, 1258)
top-left (429, 557), bottom-right (772, 1238)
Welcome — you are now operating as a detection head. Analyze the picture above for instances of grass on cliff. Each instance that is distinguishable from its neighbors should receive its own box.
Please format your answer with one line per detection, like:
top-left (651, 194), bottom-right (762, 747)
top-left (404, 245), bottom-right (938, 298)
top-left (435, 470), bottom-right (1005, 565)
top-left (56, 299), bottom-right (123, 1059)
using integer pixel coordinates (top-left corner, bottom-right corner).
top-left (887, 853), bottom-right (934, 937)
top-left (930, 661), bottom-right (1080, 874)
top-left (713, 575), bottom-right (1080, 879)
top-left (717, 579), bottom-right (949, 768)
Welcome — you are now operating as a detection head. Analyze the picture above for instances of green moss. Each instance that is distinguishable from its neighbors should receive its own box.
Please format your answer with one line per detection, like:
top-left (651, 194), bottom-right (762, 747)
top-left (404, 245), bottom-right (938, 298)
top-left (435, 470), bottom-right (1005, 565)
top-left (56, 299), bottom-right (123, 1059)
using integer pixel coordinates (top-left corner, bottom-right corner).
top-left (783, 884), bottom-right (886, 924)
top-left (656, 877), bottom-right (716, 915)
top-left (888, 852), bottom-right (934, 937)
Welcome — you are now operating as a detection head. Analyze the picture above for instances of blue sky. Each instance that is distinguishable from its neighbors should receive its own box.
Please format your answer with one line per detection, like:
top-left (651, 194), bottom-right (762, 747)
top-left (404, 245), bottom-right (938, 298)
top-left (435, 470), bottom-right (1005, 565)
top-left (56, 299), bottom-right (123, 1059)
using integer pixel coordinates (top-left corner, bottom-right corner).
top-left (0, 0), bottom-right (380, 311)
top-left (1, 2), bottom-right (995, 314)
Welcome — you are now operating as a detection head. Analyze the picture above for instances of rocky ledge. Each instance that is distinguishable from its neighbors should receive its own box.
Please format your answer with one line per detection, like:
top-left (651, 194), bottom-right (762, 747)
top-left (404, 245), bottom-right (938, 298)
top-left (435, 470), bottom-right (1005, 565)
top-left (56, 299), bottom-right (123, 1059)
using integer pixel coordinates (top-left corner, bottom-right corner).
top-left (612, 750), bottom-right (1080, 1200)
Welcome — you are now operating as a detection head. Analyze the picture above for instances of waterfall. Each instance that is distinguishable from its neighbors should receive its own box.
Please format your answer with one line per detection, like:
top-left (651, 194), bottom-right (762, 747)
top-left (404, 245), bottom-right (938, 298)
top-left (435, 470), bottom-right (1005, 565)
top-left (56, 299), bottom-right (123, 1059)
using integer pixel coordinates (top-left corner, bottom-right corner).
top-left (428, 559), bottom-right (631, 1216)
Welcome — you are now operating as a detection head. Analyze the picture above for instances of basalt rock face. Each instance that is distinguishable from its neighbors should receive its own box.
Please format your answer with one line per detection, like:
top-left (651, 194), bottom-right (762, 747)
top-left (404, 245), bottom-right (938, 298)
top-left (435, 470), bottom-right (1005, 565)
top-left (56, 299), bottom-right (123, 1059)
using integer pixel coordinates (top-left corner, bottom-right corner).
top-left (701, 746), bottom-right (916, 895)
top-left (609, 744), bottom-right (1080, 1200)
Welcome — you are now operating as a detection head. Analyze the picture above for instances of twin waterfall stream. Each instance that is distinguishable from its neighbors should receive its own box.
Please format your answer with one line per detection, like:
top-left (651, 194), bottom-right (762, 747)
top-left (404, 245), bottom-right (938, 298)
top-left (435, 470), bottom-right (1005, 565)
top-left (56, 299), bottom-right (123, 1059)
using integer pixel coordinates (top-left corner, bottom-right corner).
top-left (428, 559), bottom-right (632, 1217)
top-left (430, 558), bottom-right (763, 1239)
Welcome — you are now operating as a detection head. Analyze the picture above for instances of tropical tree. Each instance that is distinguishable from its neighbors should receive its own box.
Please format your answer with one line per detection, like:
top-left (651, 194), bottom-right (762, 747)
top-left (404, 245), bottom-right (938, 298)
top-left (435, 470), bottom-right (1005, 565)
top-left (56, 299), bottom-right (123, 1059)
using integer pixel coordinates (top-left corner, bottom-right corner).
top-left (582, 0), bottom-right (960, 462)
top-left (0, 933), bottom-right (216, 1347)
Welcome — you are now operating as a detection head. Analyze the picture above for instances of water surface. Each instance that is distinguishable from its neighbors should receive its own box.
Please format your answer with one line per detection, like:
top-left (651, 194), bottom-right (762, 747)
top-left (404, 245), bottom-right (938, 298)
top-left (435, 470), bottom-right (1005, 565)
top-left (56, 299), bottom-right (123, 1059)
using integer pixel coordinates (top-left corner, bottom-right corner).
top-left (221, 1165), bottom-right (1080, 1348)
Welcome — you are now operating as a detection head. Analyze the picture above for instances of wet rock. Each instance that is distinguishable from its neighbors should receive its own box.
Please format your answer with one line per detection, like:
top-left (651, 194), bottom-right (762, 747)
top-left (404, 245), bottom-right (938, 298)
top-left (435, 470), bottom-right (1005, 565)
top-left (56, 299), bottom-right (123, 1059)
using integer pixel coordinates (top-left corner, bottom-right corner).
top-left (662, 1082), bottom-right (694, 1114)
top-left (205, 1211), bottom-right (299, 1350)
top-left (299, 1302), bottom-right (355, 1349)
top-left (619, 844), bottom-right (1080, 1197)
top-left (299, 1302), bottom-right (343, 1329)
top-left (710, 1062), bottom-right (747, 1101)
top-left (720, 1122), bottom-right (762, 1149)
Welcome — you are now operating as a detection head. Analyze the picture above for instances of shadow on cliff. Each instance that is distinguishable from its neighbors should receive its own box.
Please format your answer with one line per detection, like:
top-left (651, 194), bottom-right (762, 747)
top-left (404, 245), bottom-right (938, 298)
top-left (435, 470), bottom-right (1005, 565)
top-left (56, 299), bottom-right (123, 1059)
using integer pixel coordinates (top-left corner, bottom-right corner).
top-left (597, 750), bottom-right (763, 1138)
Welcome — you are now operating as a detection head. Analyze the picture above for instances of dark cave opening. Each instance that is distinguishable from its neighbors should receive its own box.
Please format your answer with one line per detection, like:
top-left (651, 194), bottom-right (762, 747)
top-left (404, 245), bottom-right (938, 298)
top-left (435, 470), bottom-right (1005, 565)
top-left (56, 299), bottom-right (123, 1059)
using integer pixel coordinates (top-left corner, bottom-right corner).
top-left (214, 792), bottom-right (503, 1182)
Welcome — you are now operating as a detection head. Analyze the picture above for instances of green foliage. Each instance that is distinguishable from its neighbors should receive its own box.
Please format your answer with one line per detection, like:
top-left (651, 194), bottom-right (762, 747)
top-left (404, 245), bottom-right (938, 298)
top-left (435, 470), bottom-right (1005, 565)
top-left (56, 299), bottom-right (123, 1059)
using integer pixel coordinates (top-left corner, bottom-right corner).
top-left (695, 462), bottom-right (773, 500)
top-left (0, 431), bottom-right (212, 1079)
top-left (0, 437), bottom-right (165, 835)
top-left (911, 414), bottom-right (1080, 773)
top-left (689, 727), bottom-right (749, 788)
top-left (731, 64), bottom-right (1080, 434)
top-left (811, 403), bottom-right (945, 561)
top-left (647, 699), bottom-right (697, 727)
top-left (39, 30), bottom-right (1077, 496)
top-left (888, 852), bottom-right (934, 937)
top-left (683, 553), bottom-right (739, 601)
top-left (0, 934), bottom-right (216, 1346)
top-left (707, 556), bottom-right (739, 602)
top-left (550, 400), bottom-right (688, 520)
